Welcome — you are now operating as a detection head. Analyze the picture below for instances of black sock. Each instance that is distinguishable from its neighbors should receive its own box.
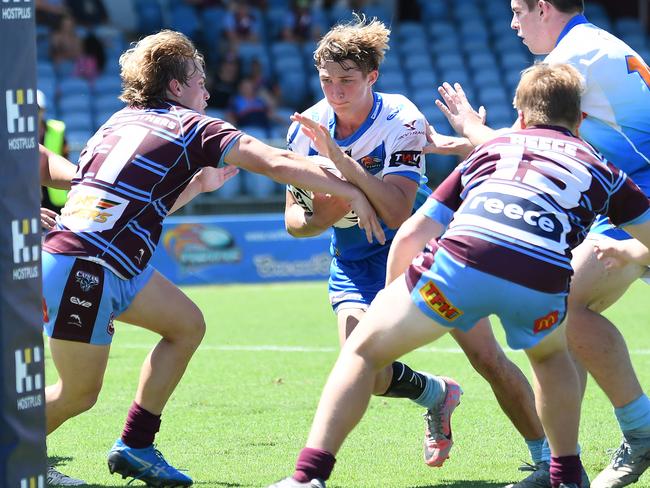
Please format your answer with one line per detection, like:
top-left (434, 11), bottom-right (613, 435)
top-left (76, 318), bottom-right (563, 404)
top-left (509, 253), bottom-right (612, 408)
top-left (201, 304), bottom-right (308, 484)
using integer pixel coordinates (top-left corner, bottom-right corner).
top-left (380, 361), bottom-right (428, 400)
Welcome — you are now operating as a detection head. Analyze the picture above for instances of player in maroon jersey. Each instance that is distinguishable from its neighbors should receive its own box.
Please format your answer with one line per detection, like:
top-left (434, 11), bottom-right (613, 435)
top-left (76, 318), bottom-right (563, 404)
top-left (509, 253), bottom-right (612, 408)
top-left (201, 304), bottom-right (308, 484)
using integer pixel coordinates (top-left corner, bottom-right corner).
top-left (42, 30), bottom-right (384, 487)
top-left (267, 64), bottom-right (650, 488)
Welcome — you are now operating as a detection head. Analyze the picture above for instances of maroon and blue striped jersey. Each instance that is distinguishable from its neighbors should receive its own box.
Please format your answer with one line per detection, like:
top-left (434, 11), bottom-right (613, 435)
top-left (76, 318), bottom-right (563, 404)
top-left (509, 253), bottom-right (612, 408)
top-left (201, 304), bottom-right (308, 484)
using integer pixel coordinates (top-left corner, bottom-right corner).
top-left (418, 126), bottom-right (650, 293)
top-left (44, 101), bottom-right (242, 278)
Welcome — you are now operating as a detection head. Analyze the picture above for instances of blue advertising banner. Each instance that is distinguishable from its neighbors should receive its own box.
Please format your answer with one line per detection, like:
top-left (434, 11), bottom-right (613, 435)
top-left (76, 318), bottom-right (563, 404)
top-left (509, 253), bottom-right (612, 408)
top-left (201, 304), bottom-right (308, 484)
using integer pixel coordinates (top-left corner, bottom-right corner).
top-left (150, 214), bottom-right (333, 285)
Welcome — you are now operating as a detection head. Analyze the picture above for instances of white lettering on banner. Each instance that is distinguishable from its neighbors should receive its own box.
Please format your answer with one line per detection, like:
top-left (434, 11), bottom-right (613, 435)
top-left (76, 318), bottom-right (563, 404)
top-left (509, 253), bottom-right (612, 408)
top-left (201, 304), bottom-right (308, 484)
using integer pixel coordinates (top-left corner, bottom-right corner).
top-left (253, 253), bottom-right (331, 278)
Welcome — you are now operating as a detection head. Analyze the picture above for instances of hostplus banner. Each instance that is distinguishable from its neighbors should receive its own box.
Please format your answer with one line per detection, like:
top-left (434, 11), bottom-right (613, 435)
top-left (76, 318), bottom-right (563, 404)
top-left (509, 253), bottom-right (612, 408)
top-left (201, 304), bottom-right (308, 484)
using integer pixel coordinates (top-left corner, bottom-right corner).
top-left (0, 1), bottom-right (47, 485)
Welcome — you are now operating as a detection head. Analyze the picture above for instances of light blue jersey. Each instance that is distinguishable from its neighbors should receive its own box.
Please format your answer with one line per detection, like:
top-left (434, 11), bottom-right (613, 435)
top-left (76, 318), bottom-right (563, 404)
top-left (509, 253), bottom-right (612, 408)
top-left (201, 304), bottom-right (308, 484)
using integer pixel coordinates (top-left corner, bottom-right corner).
top-left (287, 92), bottom-right (431, 261)
top-left (545, 16), bottom-right (650, 181)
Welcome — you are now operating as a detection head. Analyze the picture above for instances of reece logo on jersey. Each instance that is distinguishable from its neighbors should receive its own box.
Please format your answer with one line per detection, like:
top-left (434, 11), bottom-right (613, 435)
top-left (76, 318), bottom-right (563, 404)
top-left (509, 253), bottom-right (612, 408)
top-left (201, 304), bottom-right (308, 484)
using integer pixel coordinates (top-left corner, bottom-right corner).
top-left (462, 192), bottom-right (564, 242)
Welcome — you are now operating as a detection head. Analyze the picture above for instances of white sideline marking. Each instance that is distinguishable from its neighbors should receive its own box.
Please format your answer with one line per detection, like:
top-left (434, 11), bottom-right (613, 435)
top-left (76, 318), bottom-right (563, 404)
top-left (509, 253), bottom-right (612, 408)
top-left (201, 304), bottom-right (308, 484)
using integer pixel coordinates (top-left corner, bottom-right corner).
top-left (120, 344), bottom-right (650, 355)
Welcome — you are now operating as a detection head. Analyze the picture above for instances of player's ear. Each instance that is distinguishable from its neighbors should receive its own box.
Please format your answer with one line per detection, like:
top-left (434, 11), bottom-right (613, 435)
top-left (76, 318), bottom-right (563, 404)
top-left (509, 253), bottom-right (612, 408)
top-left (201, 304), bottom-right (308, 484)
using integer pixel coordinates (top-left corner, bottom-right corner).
top-left (167, 79), bottom-right (183, 97)
top-left (367, 70), bottom-right (378, 86)
top-left (517, 110), bottom-right (527, 129)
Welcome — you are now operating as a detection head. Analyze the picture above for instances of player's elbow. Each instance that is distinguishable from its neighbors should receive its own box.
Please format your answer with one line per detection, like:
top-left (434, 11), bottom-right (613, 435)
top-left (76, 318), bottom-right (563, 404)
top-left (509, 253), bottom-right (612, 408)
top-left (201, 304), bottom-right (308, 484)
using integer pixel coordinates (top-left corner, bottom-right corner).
top-left (382, 210), bottom-right (411, 230)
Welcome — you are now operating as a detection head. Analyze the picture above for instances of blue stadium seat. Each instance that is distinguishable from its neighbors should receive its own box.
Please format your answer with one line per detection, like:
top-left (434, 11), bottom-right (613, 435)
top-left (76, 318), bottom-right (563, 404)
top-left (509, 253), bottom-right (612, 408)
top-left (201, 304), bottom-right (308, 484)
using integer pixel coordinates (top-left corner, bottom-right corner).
top-left (478, 86), bottom-right (508, 106)
top-left (362, 3), bottom-right (392, 24)
top-left (169, 4), bottom-right (200, 40)
top-left (65, 129), bottom-right (92, 150)
top-left (403, 52), bottom-right (434, 72)
top-left (134, 0), bottom-right (164, 34)
top-left (201, 7), bottom-right (226, 54)
top-left (418, 0), bottom-right (449, 22)
top-left (468, 52), bottom-right (498, 71)
top-left (382, 55), bottom-right (401, 72)
top-left (430, 36), bottom-right (462, 55)
top-left (615, 17), bottom-right (645, 37)
top-left (399, 38), bottom-right (429, 57)
top-left (460, 19), bottom-right (489, 42)
top-left (93, 75), bottom-right (122, 96)
top-left (93, 94), bottom-right (124, 114)
top-left (59, 77), bottom-right (92, 98)
top-left (243, 171), bottom-right (276, 198)
top-left (60, 111), bottom-right (94, 132)
top-left (408, 66), bottom-right (437, 91)
top-left (398, 22), bottom-right (428, 43)
top-left (473, 67), bottom-right (502, 89)
top-left (436, 53), bottom-right (465, 71)
top-left (37, 62), bottom-right (56, 81)
top-left (439, 68), bottom-right (472, 90)
top-left (278, 71), bottom-right (308, 105)
top-left (411, 88), bottom-right (436, 112)
top-left (205, 108), bottom-right (226, 120)
top-left (59, 94), bottom-right (92, 114)
top-left (309, 74), bottom-right (322, 99)
top-left (428, 21), bottom-right (456, 40)
top-left (500, 51), bottom-right (531, 72)
top-left (376, 71), bottom-right (407, 93)
top-left (485, 105), bottom-right (516, 128)
top-left (620, 33), bottom-right (647, 52)
top-left (273, 56), bottom-right (305, 76)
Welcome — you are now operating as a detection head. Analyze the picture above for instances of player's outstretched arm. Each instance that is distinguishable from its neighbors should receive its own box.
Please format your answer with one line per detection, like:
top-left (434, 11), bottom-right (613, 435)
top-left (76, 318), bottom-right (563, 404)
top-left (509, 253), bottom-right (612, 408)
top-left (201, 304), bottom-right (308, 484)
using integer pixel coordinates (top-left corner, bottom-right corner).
top-left (226, 134), bottom-right (385, 244)
top-left (436, 82), bottom-right (496, 147)
top-left (39, 143), bottom-right (76, 189)
top-left (291, 113), bottom-right (418, 229)
top-left (385, 212), bottom-right (444, 286)
top-left (169, 165), bottom-right (240, 214)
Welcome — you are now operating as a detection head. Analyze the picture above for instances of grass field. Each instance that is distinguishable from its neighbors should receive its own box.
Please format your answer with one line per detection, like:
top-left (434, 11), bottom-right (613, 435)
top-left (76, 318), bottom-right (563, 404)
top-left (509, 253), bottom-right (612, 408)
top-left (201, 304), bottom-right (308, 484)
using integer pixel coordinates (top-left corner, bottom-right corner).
top-left (46, 279), bottom-right (650, 487)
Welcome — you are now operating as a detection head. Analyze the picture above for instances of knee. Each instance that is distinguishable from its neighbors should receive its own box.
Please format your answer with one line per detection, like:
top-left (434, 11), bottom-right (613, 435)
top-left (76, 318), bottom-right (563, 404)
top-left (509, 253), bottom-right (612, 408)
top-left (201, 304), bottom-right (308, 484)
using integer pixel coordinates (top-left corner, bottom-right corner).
top-left (59, 382), bottom-right (102, 416)
top-left (182, 305), bottom-right (206, 349)
top-left (466, 348), bottom-right (508, 382)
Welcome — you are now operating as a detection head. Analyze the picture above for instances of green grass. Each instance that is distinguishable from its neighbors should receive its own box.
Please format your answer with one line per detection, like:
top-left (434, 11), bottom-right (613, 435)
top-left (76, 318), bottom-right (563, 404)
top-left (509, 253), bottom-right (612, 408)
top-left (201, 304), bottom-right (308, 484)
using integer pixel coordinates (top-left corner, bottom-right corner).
top-left (46, 280), bottom-right (650, 487)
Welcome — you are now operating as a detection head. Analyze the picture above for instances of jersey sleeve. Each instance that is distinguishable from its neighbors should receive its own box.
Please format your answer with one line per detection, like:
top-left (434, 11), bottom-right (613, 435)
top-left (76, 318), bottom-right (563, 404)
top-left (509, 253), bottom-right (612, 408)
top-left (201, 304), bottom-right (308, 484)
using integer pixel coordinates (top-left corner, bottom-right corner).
top-left (605, 165), bottom-right (650, 227)
top-left (382, 102), bottom-right (427, 183)
top-left (416, 168), bottom-right (464, 227)
top-left (191, 117), bottom-right (243, 168)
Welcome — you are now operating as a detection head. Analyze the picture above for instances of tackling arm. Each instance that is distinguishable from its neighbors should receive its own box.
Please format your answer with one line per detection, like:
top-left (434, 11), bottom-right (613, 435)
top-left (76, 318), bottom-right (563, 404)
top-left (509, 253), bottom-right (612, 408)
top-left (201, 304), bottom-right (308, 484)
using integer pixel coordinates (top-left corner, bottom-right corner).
top-left (385, 212), bottom-right (444, 285)
top-left (39, 144), bottom-right (76, 189)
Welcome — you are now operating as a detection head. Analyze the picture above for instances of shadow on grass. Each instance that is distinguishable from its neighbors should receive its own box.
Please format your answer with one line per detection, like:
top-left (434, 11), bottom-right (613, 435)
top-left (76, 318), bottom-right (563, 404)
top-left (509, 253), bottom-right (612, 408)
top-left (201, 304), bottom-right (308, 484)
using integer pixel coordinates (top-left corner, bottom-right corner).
top-left (409, 481), bottom-right (506, 488)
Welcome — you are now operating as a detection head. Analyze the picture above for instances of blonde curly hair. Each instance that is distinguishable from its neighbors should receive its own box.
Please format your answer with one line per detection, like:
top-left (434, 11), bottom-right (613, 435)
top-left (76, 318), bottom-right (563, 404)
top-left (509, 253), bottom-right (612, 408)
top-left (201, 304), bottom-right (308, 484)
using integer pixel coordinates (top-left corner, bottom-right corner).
top-left (119, 30), bottom-right (204, 108)
top-left (314, 13), bottom-right (390, 75)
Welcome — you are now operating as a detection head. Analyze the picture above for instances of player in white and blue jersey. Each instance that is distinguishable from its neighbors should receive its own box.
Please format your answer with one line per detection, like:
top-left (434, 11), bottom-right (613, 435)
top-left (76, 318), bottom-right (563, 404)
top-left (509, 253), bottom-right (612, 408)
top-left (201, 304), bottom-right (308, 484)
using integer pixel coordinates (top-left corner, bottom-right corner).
top-left (269, 62), bottom-right (650, 488)
top-left (42, 30), bottom-right (384, 488)
top-left (430, 2), bottom-right (650, 486)
top-left (283, 14), bottom-right (546, 474)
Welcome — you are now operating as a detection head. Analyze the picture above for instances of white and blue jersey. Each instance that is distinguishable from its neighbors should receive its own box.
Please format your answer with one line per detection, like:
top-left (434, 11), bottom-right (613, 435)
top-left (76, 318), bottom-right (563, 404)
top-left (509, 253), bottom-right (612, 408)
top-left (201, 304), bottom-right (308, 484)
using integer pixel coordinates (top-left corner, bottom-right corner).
top-left (287, 92), bottom-right (430, 310)
top-left (545, 15), bottom-right (650, 238)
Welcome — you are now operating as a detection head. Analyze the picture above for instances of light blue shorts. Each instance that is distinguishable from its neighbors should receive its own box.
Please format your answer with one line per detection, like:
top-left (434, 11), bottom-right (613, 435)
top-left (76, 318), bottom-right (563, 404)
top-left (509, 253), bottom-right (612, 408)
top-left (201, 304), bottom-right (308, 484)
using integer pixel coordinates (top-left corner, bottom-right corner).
top-left (42, 251), bottom-right (154, 345)
top-left (328, 247), bottom-right (390, 313)
top-left (407, 247), bottom-right (567, 350)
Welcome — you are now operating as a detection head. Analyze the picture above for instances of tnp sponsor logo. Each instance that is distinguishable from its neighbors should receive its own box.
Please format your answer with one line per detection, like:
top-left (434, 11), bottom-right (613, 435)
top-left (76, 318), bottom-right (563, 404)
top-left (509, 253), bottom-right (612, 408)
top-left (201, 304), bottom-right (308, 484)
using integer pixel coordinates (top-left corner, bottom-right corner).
top-left (20, 475), bottom-right (45, 488)
top-left (389, 151), bottom-right (421, 168)
top-left (5, 89), bottom-right (37, 150)
top-left (418, 281), bottom-right (462, 321)
top-left (12, 218), bottom-right (40, 281)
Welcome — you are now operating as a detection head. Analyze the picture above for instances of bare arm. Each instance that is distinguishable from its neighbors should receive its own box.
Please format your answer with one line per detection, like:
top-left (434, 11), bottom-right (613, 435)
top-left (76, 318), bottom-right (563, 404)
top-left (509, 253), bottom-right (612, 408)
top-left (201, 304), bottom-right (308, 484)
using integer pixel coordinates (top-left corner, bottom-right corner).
top-left (169, 165), bottom-right (239, 214)
top-left (225, 135), bottom-right (385, 244)
top-left (39, 144), bottom-right (76, 189)
top-left (385, 212), bottom-right (444, 286)
top-left (290, 113), bottom-right (419, 229)
top-left (284, 189), bottom-right (351, 238)
top-left (436, 82), bottom-right (500, 147)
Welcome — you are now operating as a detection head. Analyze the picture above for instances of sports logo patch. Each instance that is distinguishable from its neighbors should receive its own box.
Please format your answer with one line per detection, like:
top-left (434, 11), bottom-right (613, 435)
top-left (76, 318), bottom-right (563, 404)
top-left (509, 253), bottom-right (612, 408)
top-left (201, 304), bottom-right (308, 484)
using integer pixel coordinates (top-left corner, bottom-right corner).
top-left (419, 281), bottom-right (462, 321)
top-left (389, 151), bottom-right (421, 168)
top-left (533, 310), bottom-right (560, 334)
top-left (76, 270), bottom-right (100, 292)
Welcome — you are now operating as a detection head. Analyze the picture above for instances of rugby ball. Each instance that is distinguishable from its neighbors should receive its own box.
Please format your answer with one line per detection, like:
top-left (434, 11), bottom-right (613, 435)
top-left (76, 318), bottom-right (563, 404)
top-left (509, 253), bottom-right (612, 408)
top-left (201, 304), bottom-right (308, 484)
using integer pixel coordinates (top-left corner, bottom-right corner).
top-left (287, 155), bottom-right (359, 229)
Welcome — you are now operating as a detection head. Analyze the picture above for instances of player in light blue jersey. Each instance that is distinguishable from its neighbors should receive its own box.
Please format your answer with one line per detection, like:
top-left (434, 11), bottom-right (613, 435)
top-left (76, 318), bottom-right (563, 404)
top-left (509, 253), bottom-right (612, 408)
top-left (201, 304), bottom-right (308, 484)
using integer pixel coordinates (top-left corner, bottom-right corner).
top-left (282, 14), bottom-right (544, 478)
top-left (430, 1), bottom-right (650, 487)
